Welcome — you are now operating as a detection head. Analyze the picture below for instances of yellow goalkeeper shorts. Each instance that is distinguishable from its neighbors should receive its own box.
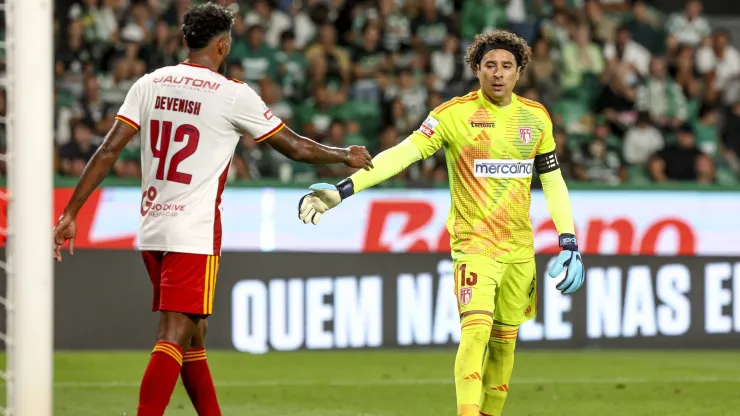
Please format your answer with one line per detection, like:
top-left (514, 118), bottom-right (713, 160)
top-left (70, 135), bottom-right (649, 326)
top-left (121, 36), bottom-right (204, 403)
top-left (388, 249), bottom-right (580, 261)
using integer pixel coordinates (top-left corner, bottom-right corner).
top-left (453, 256), bottom-right (537, 325)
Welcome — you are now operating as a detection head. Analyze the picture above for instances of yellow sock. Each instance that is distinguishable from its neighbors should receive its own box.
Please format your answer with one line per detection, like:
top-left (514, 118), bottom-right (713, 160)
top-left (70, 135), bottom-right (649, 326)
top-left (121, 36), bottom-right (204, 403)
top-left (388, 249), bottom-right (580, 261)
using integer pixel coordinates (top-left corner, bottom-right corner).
top-left (454, 314), bottom-right (493, 416)
top-left (479, 323), bottom-right (518, 416)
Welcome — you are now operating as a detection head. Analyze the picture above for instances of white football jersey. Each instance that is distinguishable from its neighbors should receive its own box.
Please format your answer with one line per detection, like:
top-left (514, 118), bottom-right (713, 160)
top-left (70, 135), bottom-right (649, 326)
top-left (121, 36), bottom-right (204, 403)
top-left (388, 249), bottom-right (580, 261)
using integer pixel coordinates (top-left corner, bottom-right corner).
top-left (116, 62), bottom-right (285, 255)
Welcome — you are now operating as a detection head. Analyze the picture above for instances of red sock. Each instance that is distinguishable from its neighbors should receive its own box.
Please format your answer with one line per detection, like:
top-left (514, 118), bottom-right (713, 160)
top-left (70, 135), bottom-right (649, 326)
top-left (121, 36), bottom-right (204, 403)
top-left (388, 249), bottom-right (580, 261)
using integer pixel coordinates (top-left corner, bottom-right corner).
top-left (137, 341), bottom-right (184, 416)
top-left (181, 348), bottom-right (221, 416)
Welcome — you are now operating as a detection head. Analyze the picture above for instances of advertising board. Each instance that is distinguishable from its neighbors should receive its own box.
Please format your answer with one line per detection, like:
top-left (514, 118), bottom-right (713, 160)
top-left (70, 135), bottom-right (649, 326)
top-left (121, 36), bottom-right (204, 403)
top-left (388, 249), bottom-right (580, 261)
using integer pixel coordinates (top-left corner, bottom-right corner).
top-left (34, 251), bottom-right (740, 351)
top-left (14, 188), bottom-right (737, 256)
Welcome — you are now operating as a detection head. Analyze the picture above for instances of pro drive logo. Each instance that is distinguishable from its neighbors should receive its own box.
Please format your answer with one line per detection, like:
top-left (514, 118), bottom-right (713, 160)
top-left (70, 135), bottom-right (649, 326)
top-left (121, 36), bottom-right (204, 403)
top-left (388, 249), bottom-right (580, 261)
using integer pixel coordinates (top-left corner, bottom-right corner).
top-left (140, 186), bottom-right (186, 217)
top-left (474, 159), bottom-right (534, 178)
top-left (141, 186), bottom-right (158, 216)
top-left (417, 116), bottom-right (439, 138)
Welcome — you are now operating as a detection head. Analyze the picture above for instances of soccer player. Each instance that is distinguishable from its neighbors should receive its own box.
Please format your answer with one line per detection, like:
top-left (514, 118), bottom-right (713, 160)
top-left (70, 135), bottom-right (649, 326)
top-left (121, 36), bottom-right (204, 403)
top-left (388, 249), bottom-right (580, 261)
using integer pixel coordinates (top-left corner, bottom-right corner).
top-left (51, 4), bottom-right (372, 416)
top-left (297, 30), bottom-right (585, 416)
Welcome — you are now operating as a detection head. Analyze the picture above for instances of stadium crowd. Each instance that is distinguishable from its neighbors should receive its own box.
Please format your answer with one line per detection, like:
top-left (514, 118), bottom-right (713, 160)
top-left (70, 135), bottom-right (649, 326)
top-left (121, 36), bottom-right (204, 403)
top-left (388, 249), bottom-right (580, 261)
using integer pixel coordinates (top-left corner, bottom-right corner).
top-left (46, 0), bottom-right (740, 186)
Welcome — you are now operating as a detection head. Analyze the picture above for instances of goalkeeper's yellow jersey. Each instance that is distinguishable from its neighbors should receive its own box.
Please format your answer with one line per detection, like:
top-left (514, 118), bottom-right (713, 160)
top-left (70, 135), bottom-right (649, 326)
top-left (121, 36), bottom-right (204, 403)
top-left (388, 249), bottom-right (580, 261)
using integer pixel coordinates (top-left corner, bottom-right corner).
top-left (408, 89), bottom-right (555, 263)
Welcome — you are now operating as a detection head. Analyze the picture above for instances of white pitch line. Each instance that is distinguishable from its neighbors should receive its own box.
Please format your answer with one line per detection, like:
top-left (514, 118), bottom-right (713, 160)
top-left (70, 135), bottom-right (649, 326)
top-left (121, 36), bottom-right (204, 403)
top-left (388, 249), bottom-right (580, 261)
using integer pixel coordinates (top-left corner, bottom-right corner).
top-left (45, 376), bottom-right (740, 389)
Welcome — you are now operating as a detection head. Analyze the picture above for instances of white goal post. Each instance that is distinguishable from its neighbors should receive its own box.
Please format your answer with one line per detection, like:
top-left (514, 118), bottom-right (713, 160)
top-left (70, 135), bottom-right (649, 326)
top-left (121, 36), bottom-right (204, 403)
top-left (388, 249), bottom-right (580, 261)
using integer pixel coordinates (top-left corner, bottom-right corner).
top-left (3, 0), bottom-right (54, 415)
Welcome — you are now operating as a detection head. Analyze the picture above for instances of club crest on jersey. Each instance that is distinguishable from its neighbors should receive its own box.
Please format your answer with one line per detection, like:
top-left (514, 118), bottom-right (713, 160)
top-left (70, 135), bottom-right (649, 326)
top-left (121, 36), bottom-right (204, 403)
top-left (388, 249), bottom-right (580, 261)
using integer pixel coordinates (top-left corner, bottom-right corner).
top-left (417, 116), bottom-right (439, 139)
top-left (519, 127), bottom-right (532, 144)
top-left (459, 287), bottom-right (472, 306)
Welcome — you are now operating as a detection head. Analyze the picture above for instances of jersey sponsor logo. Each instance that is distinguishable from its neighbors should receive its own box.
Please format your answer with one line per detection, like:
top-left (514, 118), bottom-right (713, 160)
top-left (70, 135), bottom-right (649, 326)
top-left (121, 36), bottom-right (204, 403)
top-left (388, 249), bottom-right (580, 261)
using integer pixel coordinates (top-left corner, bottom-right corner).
top-left (468, 107), bottom-right (495, 128)
top-left (519, 127), bottom-right (532, 144)
top-left (459, 287), bottom-right (472, 306)
top-left (140, 186), bottom-right (186, 218)
top-left (417, 116), bottom-right (439, 138)
top-left (473, 159), bottom-right (534, 178)
top-left (152, 75), bottom-right (221, 91)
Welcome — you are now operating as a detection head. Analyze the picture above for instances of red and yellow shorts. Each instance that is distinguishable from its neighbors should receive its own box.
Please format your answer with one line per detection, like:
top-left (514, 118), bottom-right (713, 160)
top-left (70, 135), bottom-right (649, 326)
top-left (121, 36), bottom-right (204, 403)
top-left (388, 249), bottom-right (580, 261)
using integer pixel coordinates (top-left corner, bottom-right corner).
top-left (141, 251), bottom-right (220, 316)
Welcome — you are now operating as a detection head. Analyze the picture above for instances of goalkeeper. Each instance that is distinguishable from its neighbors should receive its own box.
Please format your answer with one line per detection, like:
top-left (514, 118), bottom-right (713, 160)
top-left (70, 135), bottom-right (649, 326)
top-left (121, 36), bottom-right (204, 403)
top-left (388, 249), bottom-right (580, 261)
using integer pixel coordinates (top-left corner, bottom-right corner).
top-left (297, 30), bottom-right (585, 416)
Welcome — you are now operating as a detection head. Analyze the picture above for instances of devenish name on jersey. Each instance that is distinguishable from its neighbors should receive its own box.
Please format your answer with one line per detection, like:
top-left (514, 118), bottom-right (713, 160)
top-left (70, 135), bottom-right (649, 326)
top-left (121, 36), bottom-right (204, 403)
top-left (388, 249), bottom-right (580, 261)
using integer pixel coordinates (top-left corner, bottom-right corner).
top-left (116, 62), bottom-right (284, 255)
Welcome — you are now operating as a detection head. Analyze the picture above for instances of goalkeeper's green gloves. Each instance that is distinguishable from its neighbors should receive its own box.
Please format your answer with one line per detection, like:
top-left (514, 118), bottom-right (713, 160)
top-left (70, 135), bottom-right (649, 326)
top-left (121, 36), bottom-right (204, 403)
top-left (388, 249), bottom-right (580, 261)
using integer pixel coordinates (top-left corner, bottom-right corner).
top-left (297, 179), bottom-right (354, 224)
top-left (547, 233), bottom-right (585, 295)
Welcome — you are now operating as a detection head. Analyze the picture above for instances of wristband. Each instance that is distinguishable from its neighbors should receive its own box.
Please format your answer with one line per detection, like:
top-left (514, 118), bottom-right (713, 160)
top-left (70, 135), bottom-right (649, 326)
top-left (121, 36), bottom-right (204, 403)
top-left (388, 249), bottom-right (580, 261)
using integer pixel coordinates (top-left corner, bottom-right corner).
top-left (336, 178), bottom-right (355, 200)
top-left (559, 233), bottom-right (578, 251)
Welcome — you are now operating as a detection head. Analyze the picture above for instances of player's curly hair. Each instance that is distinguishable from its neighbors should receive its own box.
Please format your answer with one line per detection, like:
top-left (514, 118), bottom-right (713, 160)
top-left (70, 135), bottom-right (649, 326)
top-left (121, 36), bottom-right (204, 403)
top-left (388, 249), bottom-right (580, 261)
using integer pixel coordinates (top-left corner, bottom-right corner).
top-left (182, 3), bottom-right (234, 51)
top-left (465, 30), bottom-right (532, 75)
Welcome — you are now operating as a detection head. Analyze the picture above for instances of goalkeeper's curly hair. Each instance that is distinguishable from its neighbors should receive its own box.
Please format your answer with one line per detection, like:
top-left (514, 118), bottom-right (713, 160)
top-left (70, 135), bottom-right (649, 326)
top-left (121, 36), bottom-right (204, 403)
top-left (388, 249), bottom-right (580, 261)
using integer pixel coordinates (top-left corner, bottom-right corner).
top-left (465, 30), bottom-right (532, 75)
top-left (182, 2), bottom-right (234, 51)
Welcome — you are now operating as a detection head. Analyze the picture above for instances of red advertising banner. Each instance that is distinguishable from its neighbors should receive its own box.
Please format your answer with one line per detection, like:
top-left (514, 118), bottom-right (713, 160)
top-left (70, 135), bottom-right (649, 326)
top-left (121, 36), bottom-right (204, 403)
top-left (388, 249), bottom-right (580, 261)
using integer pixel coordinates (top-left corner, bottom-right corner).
top-left (10, 187), bottom-right (735, 256)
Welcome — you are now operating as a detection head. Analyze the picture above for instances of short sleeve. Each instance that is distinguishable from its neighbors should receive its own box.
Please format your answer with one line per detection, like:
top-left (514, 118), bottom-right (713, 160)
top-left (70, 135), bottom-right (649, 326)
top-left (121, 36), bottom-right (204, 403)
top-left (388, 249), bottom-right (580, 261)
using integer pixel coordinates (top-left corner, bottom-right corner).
top-left (115, 77), bottom-right (144, 131)
top-left (230, 85), bottom-right (285, 142)
top-left (408, 111), bottom-right (450, 159)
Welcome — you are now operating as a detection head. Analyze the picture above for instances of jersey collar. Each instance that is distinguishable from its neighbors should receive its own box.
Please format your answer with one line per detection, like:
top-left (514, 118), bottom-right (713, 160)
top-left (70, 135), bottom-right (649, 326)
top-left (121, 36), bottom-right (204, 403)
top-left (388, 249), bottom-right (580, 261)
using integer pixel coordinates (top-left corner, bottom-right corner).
top-left (477, 89), bottom-right (518, 114)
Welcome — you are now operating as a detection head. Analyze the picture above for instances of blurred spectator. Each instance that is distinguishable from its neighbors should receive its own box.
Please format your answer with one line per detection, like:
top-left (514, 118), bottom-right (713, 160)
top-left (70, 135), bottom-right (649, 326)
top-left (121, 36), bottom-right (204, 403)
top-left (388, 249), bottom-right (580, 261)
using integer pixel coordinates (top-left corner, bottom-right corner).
top-left (560, 24), bottom-right (605, 93)
top-left (604, 24), bottom-right (651, 77)
top-left (693, 103), bottom-right (721, 157)
top-left (351, 23), bottom-right (389, 105)
top-left (430, 34), bottom-right (464, 97)
top-left (388, 68), bottom-right (429, 127)
top-left (696, 29), bottom-right (740, 105)
top-left (260, 78), bottom-right (293, 127)
top-left (622, 111), bottom-right (664, 165)
top-left (583, 0), bottom-right (618, 46)
top-left (411, 0), bottom-right (453, 52)
top-left (56, 19), bottom-right (94, 98)
top-left (636, 56), bottom-right (688, 130)
top-left (296, 85), bottom-right (345, 138)
top-left (244, 0), bottom-right (291, 49)
top-left (669, 45), bottom-right (703, 100)
top-left (627, 0), bottom-right (664, 55)
top-left (380, 0), bottom-right (412, 58)
top-left (77, 75), bottom-right (117, 137)
top-left (59, 123), bottom-right (99, 177)
top-left (305, 24), bottom-right (351, 94)
top-left (553, 127), bottom-right (578, 181)
top-left (665, 0), bottom-right (711, 48)
top-left (572, 121), bottom-right (626, 184)
top-left (316, 121), bottom-right (354, 178)
top-left (597, 62), bottom-right (638, 136)
top-left (518, 38), bottom-right (558, 107)
top-left (239, 25), bottom-right (279, 91)
top-left (649, 124), bottom-right (715, 183)
top-left (276, 30), bottom-right (308, 102)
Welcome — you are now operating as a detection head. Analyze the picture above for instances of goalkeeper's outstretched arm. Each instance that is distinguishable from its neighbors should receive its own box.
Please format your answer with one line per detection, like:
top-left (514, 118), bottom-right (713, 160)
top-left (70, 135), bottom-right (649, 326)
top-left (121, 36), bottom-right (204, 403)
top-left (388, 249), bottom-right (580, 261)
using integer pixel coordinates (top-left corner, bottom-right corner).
top-left (297, 137), bottom-right (429, 225)
top-left (334, 138), bottom-right (423, 199)
top-left (297, 111), bottom-right (446, 225)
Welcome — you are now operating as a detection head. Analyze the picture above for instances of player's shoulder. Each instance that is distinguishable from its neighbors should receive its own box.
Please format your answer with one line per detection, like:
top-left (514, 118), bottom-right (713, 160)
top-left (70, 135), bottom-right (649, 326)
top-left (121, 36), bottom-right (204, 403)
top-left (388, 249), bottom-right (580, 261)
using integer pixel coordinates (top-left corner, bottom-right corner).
top-left (431, 91), bottom-right (479, 116)
top-left (516, 95), bottom-right (552, 124)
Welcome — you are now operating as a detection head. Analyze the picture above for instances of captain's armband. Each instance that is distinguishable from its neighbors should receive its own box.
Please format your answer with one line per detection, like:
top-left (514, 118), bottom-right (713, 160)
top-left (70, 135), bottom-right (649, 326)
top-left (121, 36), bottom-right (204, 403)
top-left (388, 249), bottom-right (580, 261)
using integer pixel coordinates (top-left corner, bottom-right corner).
top-left (534, 151), bottom-right (560, 174)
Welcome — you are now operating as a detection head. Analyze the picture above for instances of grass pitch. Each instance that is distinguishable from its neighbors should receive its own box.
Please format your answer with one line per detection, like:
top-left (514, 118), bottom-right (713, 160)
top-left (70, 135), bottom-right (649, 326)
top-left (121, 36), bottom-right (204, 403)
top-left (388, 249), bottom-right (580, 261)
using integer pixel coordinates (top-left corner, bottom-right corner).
top-left (5, 349), bottom-right (740, 415)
